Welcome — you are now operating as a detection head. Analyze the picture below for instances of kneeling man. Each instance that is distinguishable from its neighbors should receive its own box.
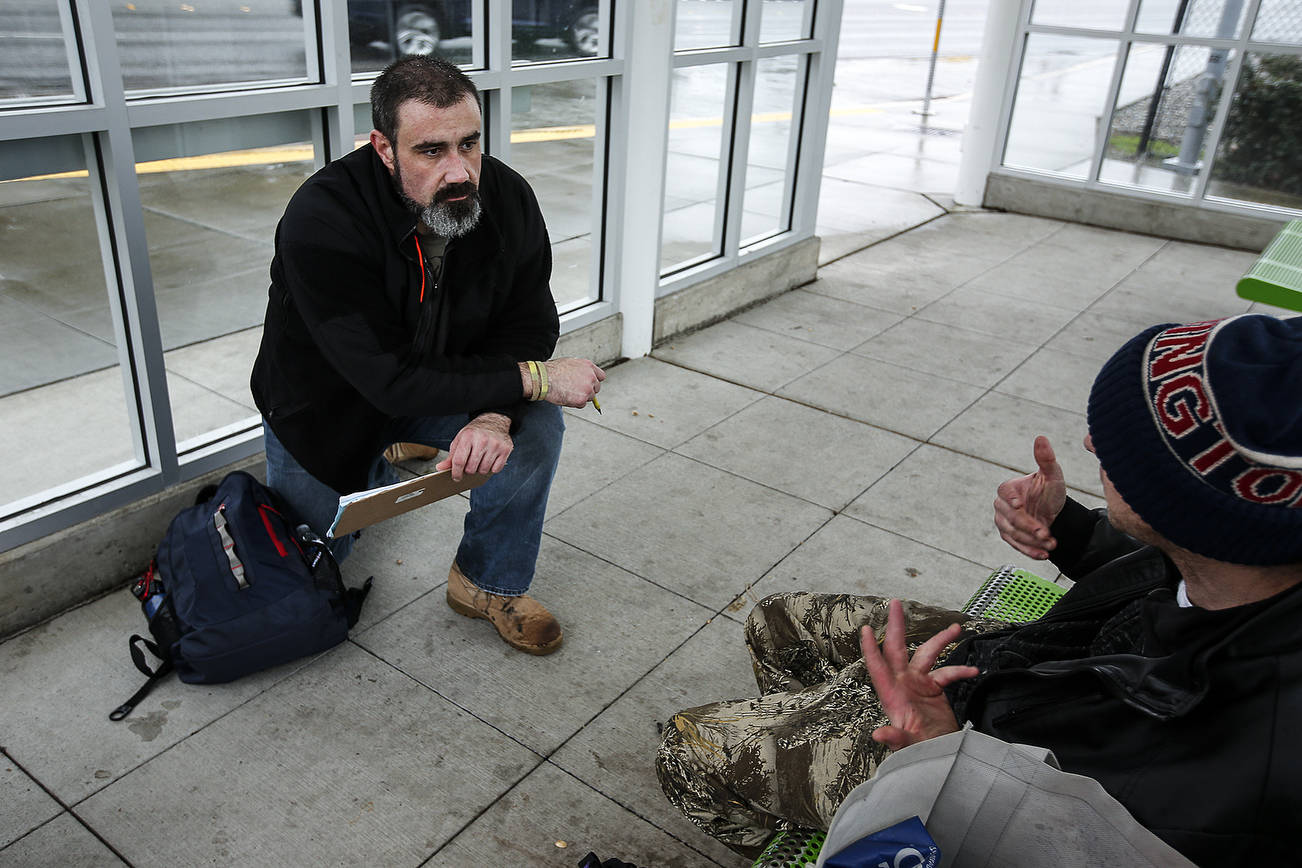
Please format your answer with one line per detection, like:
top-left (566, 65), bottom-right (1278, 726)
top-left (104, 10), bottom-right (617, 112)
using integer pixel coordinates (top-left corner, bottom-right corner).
top-left (252, 56), bottom-right (603, 655)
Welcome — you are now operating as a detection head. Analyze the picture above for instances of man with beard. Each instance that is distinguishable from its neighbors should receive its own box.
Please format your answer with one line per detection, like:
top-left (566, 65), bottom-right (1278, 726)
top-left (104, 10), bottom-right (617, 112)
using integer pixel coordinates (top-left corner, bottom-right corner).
top-left (251, 56), bottom-right (603, 655)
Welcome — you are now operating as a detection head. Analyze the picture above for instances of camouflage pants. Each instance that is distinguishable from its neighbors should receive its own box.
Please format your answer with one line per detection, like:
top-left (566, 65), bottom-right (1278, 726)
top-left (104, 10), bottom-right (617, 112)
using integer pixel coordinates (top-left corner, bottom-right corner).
top-left (655, 592), bottom-right (1004, 854)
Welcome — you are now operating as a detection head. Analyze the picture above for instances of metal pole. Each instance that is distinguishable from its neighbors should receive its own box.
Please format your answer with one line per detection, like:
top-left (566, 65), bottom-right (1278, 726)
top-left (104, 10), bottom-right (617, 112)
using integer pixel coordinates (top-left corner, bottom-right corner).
top-left (1136, 0), bottom-right (1191, 157)
top-left (1168, 0), bottom-right (1244, 174)
top-left (919, 0), bottom-right (948, 119)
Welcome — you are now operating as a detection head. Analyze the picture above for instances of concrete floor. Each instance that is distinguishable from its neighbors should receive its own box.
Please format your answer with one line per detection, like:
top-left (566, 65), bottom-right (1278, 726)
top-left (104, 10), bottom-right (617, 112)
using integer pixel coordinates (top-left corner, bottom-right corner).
top-left (0, 59), bottom-right (1288, 868)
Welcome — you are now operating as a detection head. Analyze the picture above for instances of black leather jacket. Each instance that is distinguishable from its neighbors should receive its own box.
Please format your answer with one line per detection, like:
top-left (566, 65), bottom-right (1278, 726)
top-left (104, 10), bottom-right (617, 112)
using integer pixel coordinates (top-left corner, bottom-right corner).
top-left (251, 146), bottom-right (558, 493)
top-left (947, 498), bottom-right (1302, 865)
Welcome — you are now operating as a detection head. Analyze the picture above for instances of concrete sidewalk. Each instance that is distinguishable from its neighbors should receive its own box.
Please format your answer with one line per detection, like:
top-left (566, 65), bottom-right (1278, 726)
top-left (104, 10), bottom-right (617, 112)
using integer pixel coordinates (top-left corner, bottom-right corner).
top-left (0, 88), bottom-right (1280, 866)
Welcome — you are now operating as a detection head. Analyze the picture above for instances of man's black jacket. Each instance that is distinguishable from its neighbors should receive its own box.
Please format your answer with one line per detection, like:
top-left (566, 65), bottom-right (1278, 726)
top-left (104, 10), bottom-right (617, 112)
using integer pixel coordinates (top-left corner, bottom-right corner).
top-left (946, 499), bottom-right (1302, 865)
top-left (251, 145), bottom-right (559, 493)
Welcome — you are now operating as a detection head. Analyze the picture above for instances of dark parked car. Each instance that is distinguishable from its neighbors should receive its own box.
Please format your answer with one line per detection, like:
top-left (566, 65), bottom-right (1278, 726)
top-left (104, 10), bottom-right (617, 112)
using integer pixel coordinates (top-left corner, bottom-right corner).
top-left (343, 0), bottom-right (600, 57)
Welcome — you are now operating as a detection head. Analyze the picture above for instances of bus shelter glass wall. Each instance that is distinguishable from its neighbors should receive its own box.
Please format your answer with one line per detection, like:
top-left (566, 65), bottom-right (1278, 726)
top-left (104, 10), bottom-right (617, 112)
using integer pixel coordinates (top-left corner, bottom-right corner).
top-left (1030, 0), bottom-right (1127, 30)
top-left (1136, 0), bottom-right (1248, 38)
top-left (132, 115), bottom-right (316, 452)
top-left (510, 80), bottom-right (599, 310)
top-left (112, 0), bottom-right (311, 92)
top-left (1208, 51), bottom-right (1302, 210)
top-left (660, 64), bottom-right (731, 272)
top-left (741, 56), bottom-right (801, 244)
top-left (1003, 34), bottom-right (1118, 179)
top-left (0, 138), bottom-right (138, 514)
top-left (348, 0), bottom-right (475, 72)
top-left (1100, 43), bottom-right (1230, 195)
top-left (1003, 0), bottom-right (1302, 214)
top-left (676, 0), bottom-right (740, 50)
top-left (1, 0), bottom-right (80, 104)
top-left (759, 0), bottom-right (811, 43)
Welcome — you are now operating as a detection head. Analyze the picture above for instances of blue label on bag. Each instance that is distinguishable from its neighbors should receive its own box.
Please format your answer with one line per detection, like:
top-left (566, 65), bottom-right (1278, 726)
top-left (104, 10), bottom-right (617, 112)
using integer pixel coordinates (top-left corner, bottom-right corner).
top-left (823, 816), bottom-right (940, 868)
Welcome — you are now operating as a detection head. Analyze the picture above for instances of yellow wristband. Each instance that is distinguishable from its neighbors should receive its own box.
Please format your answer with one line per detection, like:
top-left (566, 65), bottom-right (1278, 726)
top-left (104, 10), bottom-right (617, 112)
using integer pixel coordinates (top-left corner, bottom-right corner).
top-left (537, 361), bottom-right (549, 401)
top-left (526, 361), bottom-right (541, 401)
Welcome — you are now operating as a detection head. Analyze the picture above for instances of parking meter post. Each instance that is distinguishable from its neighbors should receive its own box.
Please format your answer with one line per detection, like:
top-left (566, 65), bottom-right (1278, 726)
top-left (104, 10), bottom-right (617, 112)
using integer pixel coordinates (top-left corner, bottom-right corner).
top-left (920, 0), bottom-right (948, 121)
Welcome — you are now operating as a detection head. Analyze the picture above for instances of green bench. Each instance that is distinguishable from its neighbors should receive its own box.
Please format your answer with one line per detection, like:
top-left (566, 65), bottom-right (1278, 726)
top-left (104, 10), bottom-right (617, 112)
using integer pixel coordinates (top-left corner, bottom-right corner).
top-left (750, 566), bottom-right (1067, 868)
top-left (1237, 219), bottom-right (1302, 313)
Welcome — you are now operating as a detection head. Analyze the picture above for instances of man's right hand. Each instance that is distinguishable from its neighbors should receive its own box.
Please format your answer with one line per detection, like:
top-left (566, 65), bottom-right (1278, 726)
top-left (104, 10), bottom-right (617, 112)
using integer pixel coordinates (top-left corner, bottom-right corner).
top-left (993, 435), bottom-right (1067, 560)
top-left (520, 358), bottom-right (605, 408)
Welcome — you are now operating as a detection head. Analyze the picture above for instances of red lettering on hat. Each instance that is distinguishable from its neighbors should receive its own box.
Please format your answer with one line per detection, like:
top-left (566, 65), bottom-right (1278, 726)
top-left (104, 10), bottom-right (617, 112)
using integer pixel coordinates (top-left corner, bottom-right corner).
top-left (1232, 468), bottom-right (1302, 505)
top-left (1149, 322), bottom-right (1216, 379)
top-left (1190, 437), bottom-right (1237, 474)
top-left (1155, 373), bottom-right (1212, 437)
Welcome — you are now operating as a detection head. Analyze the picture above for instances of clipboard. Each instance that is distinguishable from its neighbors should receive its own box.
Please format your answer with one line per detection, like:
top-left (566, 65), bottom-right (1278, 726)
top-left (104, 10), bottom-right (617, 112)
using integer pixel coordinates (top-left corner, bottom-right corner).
top-left (327, 469), bottom-right (490, 538)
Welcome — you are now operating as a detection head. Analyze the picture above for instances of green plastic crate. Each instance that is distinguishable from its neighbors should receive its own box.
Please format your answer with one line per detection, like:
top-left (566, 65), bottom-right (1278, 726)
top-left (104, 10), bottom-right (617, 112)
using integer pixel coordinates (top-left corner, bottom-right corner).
top-left (962, 565), bottom-right (1065, 624)
top-left (752, 828), bottom-right (826, 868)
top-left (1237, 219), bottom-right (1302, 313)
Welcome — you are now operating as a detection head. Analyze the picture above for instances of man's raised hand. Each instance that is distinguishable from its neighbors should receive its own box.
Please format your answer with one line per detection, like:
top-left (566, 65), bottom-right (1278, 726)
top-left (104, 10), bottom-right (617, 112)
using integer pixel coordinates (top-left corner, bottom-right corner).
top-left (860, 599), bottom-right (978, 751)
top-left (993, 435), bottom-right (1067, 560)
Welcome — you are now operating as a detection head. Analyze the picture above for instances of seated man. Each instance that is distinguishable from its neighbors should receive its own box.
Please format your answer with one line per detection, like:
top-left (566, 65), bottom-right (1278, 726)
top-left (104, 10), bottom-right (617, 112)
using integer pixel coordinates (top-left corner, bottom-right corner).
top-left (251, 56), bottom-right (604, 655)
top-left (657, 313), bottom-right (1302, 865)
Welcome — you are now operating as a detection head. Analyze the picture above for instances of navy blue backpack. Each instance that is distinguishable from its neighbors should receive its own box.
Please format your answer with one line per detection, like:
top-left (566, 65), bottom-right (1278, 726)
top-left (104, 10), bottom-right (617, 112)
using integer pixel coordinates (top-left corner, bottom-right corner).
top-left (111, 471), bottom-right (370, 721)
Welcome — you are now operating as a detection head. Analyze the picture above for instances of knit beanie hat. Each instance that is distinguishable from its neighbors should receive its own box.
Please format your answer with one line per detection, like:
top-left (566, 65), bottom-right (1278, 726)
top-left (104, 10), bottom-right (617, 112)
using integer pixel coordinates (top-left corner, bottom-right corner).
top-left (1086, 313), bottom-right (1302, 565)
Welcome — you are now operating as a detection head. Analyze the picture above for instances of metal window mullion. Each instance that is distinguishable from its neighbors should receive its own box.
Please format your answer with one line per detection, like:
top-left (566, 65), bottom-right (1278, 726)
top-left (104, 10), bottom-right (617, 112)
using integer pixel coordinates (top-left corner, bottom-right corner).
top-left (1087, 0), bottom-right (1141, 185)
top-left (1191, 0), bottom-right (1265, 201)
top-left (488, 0), bottom-right (512, 161)
top-left (730, 0), bottom-right (747, 45)
top-left (0, 105), bottom-right (110, 141)
top-left (596, 0), bottom-right (612, 57)
top-left (729, 54), bottom-right (760, 256)
top-left (790, 0), bottom-right (842, 234)
top-left (776, 53), bottom-right (811, 237)
top-left (589, 75), bottom-right (612, 308)
top-left (801, 0), bottom-right (818, 40)
top-left (472, 0), bottom-right (487, 70)
top-left (77, 0), bottom-right (177, 481)
top-left (320, 0), bottom-right (353, 160)
top-left (58, 0), bottom-right (88, 104)
top-left (620, 0), bottom-right (674, 354)
top-left (673, 46), bottom-right (753, 67)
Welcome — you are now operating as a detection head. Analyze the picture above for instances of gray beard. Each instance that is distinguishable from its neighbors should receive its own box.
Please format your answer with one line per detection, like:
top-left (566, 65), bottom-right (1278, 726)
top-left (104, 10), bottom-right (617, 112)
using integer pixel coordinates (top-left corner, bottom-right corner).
top-left (413, 194), bottom-right (481, 237)
top-left (392, 159), bottom-right (482, 238)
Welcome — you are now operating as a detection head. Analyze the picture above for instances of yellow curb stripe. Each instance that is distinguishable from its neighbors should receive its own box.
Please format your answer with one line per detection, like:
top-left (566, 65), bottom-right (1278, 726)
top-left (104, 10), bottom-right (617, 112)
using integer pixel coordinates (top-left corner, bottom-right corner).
top-left (11, 107), bottom-right (892, 183)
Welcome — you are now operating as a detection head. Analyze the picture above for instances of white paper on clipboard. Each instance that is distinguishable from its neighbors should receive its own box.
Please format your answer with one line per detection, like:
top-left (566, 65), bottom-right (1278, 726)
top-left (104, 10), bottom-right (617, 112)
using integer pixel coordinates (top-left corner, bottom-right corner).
top-left (327, 469), bottom-right (489, 538)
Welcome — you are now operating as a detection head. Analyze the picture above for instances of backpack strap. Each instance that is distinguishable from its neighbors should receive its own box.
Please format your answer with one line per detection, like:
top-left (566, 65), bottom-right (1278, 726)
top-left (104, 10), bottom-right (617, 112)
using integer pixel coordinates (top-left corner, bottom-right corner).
top-left (345, 576), bottom-right (374, 628)
top-left (110, 635), bottom-right (174, 721)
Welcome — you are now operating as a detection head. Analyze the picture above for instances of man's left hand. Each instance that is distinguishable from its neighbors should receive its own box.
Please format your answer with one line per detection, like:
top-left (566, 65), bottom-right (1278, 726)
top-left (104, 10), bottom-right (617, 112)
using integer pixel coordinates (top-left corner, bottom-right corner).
top-left (436, 413), bottom-right (513, 481)
top-left (860, 598), bottom-right (980, 750)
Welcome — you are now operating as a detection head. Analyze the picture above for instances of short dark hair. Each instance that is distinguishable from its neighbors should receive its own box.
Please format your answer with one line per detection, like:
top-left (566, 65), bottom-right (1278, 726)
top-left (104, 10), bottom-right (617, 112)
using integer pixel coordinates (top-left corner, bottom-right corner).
top-left (370, 56), bottom-right (481, 144)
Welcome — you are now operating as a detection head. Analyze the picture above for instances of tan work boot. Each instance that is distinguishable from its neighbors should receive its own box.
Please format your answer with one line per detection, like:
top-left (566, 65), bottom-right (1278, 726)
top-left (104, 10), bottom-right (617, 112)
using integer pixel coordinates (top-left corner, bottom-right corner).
top-left (446, 562), bottom-right (563, 655)
top-left (383, 442), bottom-right (441, 464)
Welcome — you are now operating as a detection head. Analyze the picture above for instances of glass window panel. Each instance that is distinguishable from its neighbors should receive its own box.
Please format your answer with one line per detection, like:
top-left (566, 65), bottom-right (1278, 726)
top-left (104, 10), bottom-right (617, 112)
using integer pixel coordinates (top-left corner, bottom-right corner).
top-left (675, 0), bottom-right (737, 51)
top-left (133, 115), bottom-right (316, 453)
top-left (1003, 34), bottom-right (1119, 179)
top-left (1208, 53), bottom-right (1302, 209)
top-left (0, 138), bottom-right (139, 514)
top-left (741, 56), bottom-right (800, 244)
top-left (512, 0), bottom-right (603, 64)
top-left (1030, 0), bottom-right (1128, 31)
top-left (1252, 0), bottom-right (1302, 45)
top-left (510, 80), bottom-right (599, 310)
top-left (661, 64), bottom-right (731, 273)
top-left (0, 0), bottom-right (79, 104)
top-left (760, 0), bottom-right (811, 43)
top-left (1136, 0), bottom-right (1248, 39)
top-left (349, 0), bottom-right (473, 75)
top-left (112, 2), bottom-right (309, 92)
top-left (1100, 43), bottom-right (1229, 194)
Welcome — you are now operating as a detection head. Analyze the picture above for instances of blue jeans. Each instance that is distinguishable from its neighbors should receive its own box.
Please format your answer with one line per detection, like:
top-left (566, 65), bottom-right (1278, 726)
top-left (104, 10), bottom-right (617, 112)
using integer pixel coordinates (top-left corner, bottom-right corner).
top-left (263, 402), bottom-right (564, 596)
